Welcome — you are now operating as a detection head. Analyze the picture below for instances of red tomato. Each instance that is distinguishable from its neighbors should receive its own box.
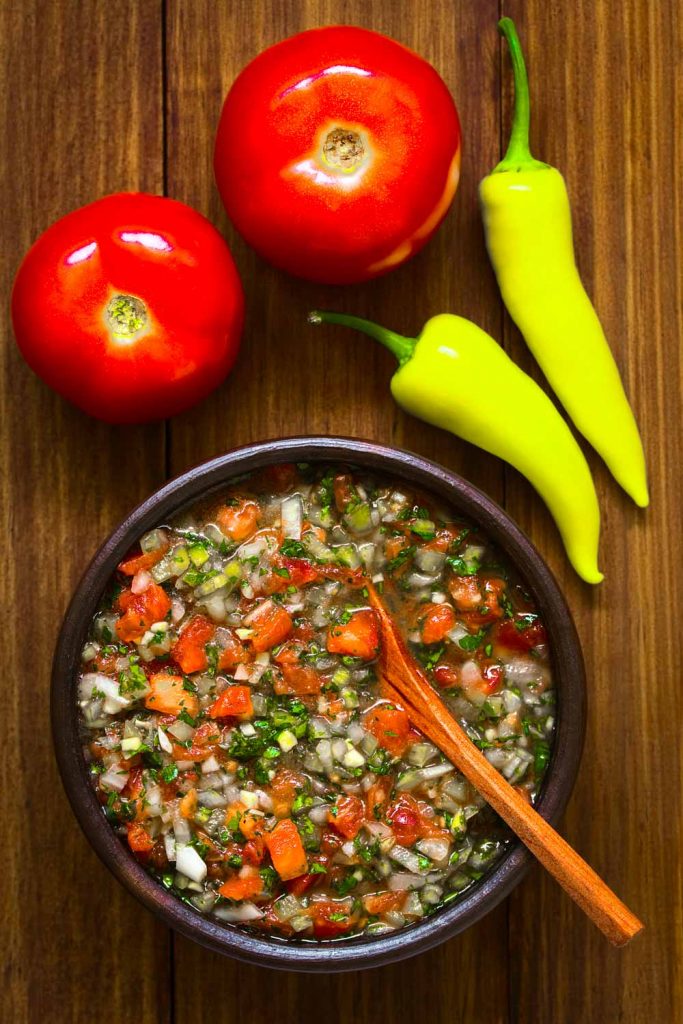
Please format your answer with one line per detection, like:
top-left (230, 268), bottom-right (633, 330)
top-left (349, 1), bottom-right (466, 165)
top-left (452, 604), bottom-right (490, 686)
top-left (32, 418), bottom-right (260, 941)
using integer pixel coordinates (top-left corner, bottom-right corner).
top-left (327, 609), bottom-right (379, 660)
top-left (246, 599), bottom-right (293, 652)
top-left (214, 26), bottom-right (461, 284)
top-left (495, 617), bottom-right (547, 652)
top-left (420, 602), bottom-right (457, 644)
top-left (329, 795), bottom-right (365, 839)
top-left (11, 193), bottom-right (244, 423)
top-left (172, 614), bottom-right (216, 674)
top-left (208, 685), bottom-right (254, 721)
top-left (364, 705), bottom-right (412, 756)
top-left (115, 582), bottom-right (171, 643)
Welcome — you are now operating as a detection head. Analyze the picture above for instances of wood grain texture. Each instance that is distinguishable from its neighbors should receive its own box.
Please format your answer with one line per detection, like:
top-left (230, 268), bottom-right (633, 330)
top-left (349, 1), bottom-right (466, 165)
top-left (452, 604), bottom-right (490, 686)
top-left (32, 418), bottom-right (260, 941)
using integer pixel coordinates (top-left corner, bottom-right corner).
top-left (1, 0), bottom-right (681, 1021)
top-left (0, 3), bottom-right (170, 1023)
top-left (499, 3), bottom-right (683, 1022)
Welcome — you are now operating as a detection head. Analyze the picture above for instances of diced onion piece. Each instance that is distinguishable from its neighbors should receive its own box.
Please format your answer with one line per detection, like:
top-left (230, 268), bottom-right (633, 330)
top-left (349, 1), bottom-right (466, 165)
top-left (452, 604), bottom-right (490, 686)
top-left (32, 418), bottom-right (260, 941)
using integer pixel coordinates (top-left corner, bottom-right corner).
top-left (447, 622), bottom-right (470, 644)
top-left (388, 872), bottom-right (426, 891)
top-left (79, 673), bottom-right (130, 711)
top-left (168, 721), bottom-right (195, 742)
top-left (100, 768), bottom-right (129, 792)
top-left (389, 845), bottom-right (424, 874)
top-left (281, 495), bottom-right (303, 540)
top-left (214, 903), bottom-right (264, 923)
top-left (277, 730), bottom-right (298, 753)
top-left (131, 570), bottom-right (153, 594)
top-left (415, 837), bottom-right (450, 862)
top-left (414, 548), bottom-right (446, 574)
top-left (273, 893), bottom-right (304, 921)
top-left (175, 844), bottom-right (207, 883)
top-left (239, 789), bottom-right (259, 809)
top-left (158, 727), bottom-right (173, 753)
top-left (401, 892), bottom-right (424, 918)
top-left (201, 755), bottom-right (220, 774)
top-left (343, 745), bottom-right (365, 769)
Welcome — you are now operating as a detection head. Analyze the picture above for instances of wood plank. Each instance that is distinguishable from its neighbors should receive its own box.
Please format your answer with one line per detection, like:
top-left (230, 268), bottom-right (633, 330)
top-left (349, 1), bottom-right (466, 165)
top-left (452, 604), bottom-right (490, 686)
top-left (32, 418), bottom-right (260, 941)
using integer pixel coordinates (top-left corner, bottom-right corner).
top-left (165, 1), bottom-right (509, 1020)
top-left (499, 2), bottom-right (683, 1021)
top-left (0, 3), bottom-right (169, 1022)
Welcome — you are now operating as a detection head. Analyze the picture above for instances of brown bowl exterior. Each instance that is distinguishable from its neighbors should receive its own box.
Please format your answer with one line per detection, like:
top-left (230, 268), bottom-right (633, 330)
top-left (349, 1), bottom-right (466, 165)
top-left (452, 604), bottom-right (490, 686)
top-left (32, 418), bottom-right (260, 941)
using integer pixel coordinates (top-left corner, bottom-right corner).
top-left (51, 436), bottom-right (586, 972)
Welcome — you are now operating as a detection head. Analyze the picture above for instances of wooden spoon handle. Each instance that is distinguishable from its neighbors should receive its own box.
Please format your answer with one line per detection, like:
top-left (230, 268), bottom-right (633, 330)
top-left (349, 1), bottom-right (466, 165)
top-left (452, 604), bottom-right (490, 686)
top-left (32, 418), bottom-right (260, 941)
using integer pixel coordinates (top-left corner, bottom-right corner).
top-left (367, 582), bottom-right (643, 946)
top-left (386, 681), bottom-right (642, 946)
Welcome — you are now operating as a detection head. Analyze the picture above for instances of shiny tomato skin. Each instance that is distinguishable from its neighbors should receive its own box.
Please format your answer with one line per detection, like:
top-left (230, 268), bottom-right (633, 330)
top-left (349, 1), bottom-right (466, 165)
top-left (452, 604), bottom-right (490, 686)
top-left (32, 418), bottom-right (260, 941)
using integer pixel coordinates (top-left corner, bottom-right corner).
top-left (214, 26), bottom-right (461, 284)
top-left (11, 193), bottom-right (244, 423)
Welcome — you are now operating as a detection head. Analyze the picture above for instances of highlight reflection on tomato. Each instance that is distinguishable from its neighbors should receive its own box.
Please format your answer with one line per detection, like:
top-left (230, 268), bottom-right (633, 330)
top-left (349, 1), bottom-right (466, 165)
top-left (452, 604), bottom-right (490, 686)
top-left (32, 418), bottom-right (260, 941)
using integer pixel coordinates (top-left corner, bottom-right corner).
top-left (11, 193), bottom-right (244, 423)
top-left (214, 26), bottom-right (461, 284)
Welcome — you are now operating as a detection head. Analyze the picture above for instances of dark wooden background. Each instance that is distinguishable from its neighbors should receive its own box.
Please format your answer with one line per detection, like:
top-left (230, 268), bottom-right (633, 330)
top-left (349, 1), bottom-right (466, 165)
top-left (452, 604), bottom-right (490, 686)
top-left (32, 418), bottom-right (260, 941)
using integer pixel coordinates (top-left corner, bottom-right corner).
top-left (2, 1), bottom-right (680, 1021)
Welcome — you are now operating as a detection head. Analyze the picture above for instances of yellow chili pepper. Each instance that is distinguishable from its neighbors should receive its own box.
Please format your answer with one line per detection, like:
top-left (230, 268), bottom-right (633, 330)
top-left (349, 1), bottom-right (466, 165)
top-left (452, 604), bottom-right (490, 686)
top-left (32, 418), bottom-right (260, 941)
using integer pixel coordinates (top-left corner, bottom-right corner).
top-left (309, 309), bottom-right (603, 583)
top-left (480, 18), bottom-right (648, 507)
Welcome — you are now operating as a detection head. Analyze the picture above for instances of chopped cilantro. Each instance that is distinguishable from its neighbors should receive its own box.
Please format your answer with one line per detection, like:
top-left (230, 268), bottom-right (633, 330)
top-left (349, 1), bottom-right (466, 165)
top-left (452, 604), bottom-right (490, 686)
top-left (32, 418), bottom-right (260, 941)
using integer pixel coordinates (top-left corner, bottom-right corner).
top-left (458, 629), bottom-right (488, 652)
top-left (280, 538), bottom-right (307, 558)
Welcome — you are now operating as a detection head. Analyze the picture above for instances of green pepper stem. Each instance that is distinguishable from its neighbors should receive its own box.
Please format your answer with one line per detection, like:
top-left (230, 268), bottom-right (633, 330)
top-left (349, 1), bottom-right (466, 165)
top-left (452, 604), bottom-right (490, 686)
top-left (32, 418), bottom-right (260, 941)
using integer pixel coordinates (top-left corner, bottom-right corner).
top-left (493, 18), bottom-right (548, 173)
top-left (308, 310), bottom-right (416, 365)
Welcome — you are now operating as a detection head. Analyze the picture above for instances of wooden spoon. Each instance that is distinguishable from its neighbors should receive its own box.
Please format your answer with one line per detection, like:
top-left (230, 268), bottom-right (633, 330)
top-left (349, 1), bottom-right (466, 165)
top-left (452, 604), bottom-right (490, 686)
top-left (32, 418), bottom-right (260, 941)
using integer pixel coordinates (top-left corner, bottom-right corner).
top-left (365, 581), bottom-right (643, 947)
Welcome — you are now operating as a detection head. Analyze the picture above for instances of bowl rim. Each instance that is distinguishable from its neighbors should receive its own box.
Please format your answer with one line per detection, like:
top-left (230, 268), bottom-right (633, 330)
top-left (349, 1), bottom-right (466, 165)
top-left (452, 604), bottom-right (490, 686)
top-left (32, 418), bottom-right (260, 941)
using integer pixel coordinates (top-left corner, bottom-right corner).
top-left (51, 435), bottom-right (586, 972)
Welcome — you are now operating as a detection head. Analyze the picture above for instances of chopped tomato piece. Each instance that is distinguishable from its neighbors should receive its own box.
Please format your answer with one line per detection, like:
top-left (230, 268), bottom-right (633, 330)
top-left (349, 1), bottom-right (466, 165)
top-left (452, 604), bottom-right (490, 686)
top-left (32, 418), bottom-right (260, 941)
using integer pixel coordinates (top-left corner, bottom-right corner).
top-left (218, 873), bottom-right (263, 901)
top-left (217, 628), bottom-right (248, 670)
top-left (415, 800), bottom-right (451, 842)
top-left (364, 704), bottom-right (411, 756)
top-left (179, 787), bottom-right (197, 819)
top-left (447, 574), bottom-right (483, 611)
top-left (172, 614), bottom-right (216, 674)
top-left (246, 599), bottom-right (292, 652)
top-left (464, 579), bottom-right (506, 627)
top-left (333, 473), bottom-right (356, 512)
top-left (122, 765), bottom-right (144, 803)
top-left (365, 777), bottom-right (392, 819)
top-left (145, 672), bottom-right (198, 718)
top-left (434, 663), bottom-right (461, 689)
top-left (118, 541), bottom-right (169, 576)
top-left (495, 617), bottom-right (547, 652)
top-left (291, 618), bottom-right (316, 643)
top-left (386, 794), bottom-right (422, 846)
top-left (238, 809), bottom-right (265, 839)
top-left (265, 819), bottom-right (308, 880)
top-left (172, 720), bottom-right (220, 762)
top-left (269, 768), bottom-right (303, 818)
top-left (363, 891), bottom-right (405, 915)
top-left (315, 564), bottom-right (364, 586)
top-left (483, 663), bottom-right (504, 692)
top-left (115, 582), bottom-right (171, 642)
top-left (126, 821), bottom-right (155, 857)
top-left (326, 609), bottom-right (379, 660)
top-left (208, 684), bottom-right (253, 720)
top-left (243, 836), bottom-right (266, 866)
top-left (420, 602), bottom-right (456, 644)
top-left (266, 556), bottom-right (319, 593)
top-left (301, 521), bottom-right (326, 542)
top-left (329, 795), bottom-right (365, 839)
top-left (273, 646), bottom-right (323, 695)
top-left (262, 463), bottom-right (298, 493)
top-left (385, 535), bottom-right (408, 561)
top-left (285, 857), bottom-right (329, 895)
top-left (216, 498), bottom-right (259, 542)
top-left (309, 899), bottom-right (356, 939)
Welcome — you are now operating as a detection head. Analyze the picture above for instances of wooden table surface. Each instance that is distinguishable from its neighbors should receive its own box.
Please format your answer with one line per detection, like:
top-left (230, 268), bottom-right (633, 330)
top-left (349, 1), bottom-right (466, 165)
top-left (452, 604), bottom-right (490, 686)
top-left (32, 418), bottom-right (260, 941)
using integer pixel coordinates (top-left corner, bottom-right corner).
top-left (2, 2), bottom-right (680, 1021)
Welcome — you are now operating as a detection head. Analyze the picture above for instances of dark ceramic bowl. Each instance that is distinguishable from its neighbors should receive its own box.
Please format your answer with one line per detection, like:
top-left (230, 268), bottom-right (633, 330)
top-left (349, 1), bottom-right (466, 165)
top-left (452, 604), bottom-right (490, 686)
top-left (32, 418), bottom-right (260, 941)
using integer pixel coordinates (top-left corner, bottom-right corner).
top-left (52, 437), bottom-right (585, 972)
